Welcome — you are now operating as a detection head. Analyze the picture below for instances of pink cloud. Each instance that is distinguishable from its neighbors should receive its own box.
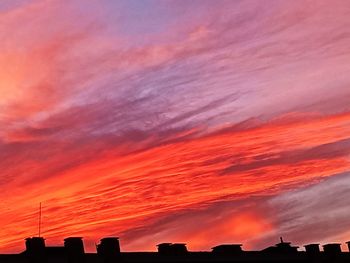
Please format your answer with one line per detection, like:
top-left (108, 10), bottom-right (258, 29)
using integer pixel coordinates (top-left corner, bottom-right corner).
top-left (1, 0), bottom-right (350, 254)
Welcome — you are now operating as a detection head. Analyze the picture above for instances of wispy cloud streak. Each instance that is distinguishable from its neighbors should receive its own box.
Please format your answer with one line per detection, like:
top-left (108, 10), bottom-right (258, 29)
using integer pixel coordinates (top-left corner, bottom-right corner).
top-left (0, 0), bottom-right (350, 253)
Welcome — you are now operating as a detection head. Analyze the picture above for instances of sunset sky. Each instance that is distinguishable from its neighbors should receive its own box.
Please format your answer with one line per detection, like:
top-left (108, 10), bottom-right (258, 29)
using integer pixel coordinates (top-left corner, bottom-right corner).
top-left (1, 0), bottom-right (350, 253)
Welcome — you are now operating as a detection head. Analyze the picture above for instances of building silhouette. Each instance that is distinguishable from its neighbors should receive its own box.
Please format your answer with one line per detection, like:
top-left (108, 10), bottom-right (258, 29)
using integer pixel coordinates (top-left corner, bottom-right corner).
top-left (1, 236), bottom-right (350, 263)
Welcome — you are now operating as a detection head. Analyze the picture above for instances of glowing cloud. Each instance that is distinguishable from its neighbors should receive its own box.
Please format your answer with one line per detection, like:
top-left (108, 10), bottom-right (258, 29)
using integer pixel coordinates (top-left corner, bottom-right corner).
top-left (1, 0), bottom-right (350, 253)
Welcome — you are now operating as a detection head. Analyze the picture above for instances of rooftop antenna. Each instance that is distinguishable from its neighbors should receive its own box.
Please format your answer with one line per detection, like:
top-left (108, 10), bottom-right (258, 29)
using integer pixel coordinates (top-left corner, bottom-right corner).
top-left (38, 202), bottom-right (42, 237)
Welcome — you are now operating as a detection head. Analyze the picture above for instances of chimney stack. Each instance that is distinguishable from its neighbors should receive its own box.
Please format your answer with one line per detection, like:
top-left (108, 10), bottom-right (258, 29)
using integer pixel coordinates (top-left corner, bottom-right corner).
top-left (212, 244), bottom-right (243, 254)
top-left (304, 244), bottom-right (320, 254)
top-left (97, 237), bottom-right (121, 262)
top-left (157, 243), bottom-right (173, 255)
top-left (157, 243), bottom-right (188, 256)
top-left (25, 237), bottom-right (47, 263)
top-left (64, 237), bottom-right (85, 263)
top-left (323, 243), bottom-right (342, 254)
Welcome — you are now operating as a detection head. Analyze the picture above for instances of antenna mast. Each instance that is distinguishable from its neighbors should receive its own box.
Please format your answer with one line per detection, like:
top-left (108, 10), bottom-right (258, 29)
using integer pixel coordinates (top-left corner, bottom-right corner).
top-left (38, 202), bottom-right (42, 237)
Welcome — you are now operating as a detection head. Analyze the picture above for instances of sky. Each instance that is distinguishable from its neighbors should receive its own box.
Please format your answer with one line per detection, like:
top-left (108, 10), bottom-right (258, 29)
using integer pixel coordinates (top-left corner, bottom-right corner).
top-left (1, 0), bottom-right (350, 253)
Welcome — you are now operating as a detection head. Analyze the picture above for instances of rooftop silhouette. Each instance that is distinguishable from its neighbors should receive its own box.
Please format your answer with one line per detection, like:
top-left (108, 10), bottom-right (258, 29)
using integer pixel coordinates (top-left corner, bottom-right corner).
top-left (1, 236), bottom-right (350, 263)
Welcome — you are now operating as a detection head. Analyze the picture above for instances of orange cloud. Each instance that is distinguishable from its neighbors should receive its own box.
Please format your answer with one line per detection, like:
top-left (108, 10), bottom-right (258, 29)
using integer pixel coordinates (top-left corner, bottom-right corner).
top-left (178, 212), bottom-right (274, 251)
top-left (1, 112), bottom-right (350, 252)
top-left (2, 0), bottom-right (350, 254)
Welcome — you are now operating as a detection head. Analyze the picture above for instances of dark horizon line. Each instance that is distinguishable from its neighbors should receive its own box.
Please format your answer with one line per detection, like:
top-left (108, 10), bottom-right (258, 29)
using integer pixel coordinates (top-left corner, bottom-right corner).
top-left (2, 235), bottom-right (350, 254)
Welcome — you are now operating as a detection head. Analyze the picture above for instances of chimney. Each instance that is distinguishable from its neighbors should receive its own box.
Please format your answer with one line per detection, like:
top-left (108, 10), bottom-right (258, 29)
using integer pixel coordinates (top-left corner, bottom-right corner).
top-left (97, 237), bottom-right (121, 262)
top-left (346, 241), bottom-right (350, 252)
top-left (157, 243), bottom-right (188, 255)
top-left (304, 244), bottom-right (320, 254)
top-left (64, 237), bottom-right (85, 263)
top-left (25, 237), bottom-right (47, 263)
top-left (157, 243), bottom-right (173, 255)
top-left (323, 243), bottom-right (342, 254)
top-left (170, 243), bottom-right (188, 255)
top-left (212, 244), bottom-right (243, 254)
